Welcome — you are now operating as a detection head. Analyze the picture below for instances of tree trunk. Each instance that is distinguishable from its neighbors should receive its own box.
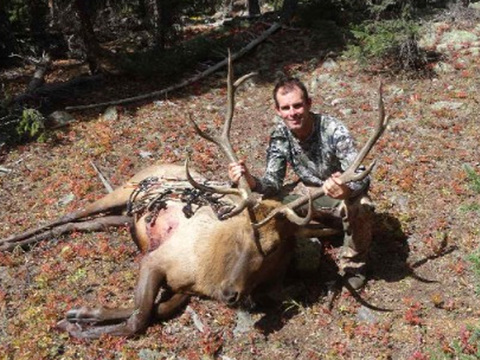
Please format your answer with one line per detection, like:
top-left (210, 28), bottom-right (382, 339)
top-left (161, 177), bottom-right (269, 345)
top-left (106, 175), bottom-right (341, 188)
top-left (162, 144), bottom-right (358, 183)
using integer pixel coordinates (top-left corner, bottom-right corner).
top-left (28, 0), bottom-right (48, 38)
top-left (137, 0), bottom-right (148, 25)
top-left (281, 0), bottom-right (298, 22)
top-left (73, 0), bottom-right (100, 74)
top-left (247, 0), bottom-right (261, 16)
top-left (152, 0), bottom-right (175, 50)
top-left (0, 6), bottom-right (16, 63)
top-left (48, 0), bottom-right (56, 26)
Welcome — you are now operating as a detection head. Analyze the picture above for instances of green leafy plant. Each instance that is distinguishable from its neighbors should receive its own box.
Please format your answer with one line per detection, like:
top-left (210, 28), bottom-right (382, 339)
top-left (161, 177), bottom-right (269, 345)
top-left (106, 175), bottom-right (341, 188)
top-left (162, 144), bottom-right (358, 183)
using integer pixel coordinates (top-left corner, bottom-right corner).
top-left (450, 325), bottom-right (480, 359)
top-left (469, 248), bottom-right (480, 295)
top-left (464, 164), bottom-right (480, 194)
top-left (460, 203), bottom-right (480, 214)
top-left (16, 108), bottom-right (46, 140)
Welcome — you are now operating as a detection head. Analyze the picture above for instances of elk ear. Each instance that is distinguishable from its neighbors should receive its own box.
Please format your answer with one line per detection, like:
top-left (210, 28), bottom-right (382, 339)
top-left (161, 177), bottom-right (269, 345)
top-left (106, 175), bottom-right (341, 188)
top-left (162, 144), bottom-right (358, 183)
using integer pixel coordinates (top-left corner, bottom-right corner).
top-left (253, 223), bottom-right (285, 256)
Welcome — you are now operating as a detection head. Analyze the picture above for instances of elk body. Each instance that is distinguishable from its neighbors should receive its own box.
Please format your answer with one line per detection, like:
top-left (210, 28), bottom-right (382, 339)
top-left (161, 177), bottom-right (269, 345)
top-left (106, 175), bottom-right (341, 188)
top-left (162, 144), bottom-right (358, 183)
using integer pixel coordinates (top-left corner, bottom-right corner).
top-left (54, 163), bottom-right (304, 339)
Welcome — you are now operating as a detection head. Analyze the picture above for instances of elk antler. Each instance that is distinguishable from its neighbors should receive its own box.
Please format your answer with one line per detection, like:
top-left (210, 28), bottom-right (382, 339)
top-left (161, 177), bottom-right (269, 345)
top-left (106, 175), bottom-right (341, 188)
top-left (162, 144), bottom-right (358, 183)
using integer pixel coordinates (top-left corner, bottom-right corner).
top-left (254, 82), bottom-right (390, 228)
top-left (187, 50), bottom-right (258, 219)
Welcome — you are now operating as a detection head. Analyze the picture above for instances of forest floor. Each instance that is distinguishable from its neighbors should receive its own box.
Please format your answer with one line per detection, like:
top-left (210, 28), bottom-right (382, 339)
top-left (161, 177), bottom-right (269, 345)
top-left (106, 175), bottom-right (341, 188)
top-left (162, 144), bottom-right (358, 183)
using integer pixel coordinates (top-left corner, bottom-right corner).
top-left (1, 7), bottom-right (480, 360)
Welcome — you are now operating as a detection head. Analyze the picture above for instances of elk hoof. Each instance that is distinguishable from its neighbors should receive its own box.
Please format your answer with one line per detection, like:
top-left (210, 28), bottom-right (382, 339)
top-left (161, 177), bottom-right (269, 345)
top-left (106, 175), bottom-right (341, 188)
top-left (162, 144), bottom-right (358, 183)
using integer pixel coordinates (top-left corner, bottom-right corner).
top-left (66, 307), bottom-right (99, 324)
top-left (57, 319), bottom-right (84, 337)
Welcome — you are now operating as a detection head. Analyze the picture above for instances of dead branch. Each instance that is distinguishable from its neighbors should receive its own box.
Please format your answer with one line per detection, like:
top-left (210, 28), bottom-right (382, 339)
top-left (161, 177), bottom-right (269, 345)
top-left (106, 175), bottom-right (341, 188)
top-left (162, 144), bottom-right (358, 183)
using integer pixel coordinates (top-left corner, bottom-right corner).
top-left (9, 52), bottom-right (52, 93)
top-left (27, 52), bottom-right (52, 92)
top-left (65, 22), bottom-right (282, 111)
top-left (90, 161), bottom-right (114, 193)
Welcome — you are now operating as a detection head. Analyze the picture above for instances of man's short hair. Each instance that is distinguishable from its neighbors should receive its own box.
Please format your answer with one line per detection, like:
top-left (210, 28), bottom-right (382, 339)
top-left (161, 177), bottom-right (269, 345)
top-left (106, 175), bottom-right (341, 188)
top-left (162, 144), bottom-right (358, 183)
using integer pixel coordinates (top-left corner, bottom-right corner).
top-left (273, 77), bottom-right (310, 108)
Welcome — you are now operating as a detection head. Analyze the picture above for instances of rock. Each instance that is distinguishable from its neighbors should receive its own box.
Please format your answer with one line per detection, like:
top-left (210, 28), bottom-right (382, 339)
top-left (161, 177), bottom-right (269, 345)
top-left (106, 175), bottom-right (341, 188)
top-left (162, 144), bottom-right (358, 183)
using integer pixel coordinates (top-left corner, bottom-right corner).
top-left (433, 62), bottom-right (455, 74)
top-left (357, 305), bottom-right (378, 324)
top-left (139, 150), bottom-right (153, 159)
top-left (103, 106), bottom-right (119, 121)
top-left (430, 101), bottom-right (464, 111)
top-left (46, 111), bottom-right (76, 129)
top-left (418, 25), bottom-right (438, 49)
top-left (185, 306), bottom-right (205, 333)
top-left (340, 108), bottom-right (355, 116)
top-left (233, 309), bottom-right (255, 336)
top-left (437, 30), bottom-right (478, 52)
top-left (322, 58), bottom-right (339, 71)
top-left (389, 86), bottom-right (405, 96)
top-left (0, 166), bottom-right (12, 174)
top-left (310, 73), bottom-right (333, 93)
top-left (138, 349), bottom-right (167, 360)
top-left (331, 98), bottom-right (345, 106)
top-left (57, 193), bottom-right (75, 207)
top-left (469, 2), bottom-right (480, 10)
top-left (389, 194), bottom-right (409, 213)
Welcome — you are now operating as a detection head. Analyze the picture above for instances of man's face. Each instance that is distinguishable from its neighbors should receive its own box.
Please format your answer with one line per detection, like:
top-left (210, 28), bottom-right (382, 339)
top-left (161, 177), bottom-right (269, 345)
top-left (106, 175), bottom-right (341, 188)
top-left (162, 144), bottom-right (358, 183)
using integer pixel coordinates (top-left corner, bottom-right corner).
top-left (274, 86), bottom-right (312, 136)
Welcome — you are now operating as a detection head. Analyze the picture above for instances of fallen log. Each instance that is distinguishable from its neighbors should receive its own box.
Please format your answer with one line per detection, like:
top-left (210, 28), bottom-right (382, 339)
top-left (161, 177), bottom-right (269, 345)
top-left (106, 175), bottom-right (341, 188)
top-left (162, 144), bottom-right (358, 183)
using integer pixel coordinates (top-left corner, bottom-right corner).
top-left (65, 22), bottom-right (282, 111)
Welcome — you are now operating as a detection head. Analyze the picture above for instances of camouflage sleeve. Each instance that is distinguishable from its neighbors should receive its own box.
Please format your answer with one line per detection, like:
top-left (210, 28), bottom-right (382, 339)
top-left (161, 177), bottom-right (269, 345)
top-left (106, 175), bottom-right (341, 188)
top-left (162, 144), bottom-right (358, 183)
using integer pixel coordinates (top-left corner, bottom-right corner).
top-left (253, 132), bottom-right (288, 196)
top-left (331, 120), bottom-right (370, 198)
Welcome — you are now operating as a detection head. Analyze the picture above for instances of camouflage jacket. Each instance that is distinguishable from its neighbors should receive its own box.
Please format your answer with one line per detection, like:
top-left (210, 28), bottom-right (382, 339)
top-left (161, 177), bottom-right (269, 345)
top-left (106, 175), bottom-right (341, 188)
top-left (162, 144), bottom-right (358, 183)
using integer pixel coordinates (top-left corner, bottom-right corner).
top-left (253, 113), bottom-right (370, 198)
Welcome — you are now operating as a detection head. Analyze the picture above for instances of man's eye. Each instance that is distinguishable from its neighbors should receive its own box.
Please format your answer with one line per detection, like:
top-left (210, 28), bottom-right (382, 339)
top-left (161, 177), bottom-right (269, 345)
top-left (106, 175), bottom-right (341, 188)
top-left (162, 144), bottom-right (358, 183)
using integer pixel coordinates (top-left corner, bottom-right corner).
top-left (293, 104), bottom-right (303, 109)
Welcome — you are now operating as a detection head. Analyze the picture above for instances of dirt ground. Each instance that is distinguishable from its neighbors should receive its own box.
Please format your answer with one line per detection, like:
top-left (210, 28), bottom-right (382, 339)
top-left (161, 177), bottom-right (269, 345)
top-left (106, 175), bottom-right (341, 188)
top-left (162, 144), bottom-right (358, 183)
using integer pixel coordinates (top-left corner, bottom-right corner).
top-left (1, 13), bottom-right (480, 360)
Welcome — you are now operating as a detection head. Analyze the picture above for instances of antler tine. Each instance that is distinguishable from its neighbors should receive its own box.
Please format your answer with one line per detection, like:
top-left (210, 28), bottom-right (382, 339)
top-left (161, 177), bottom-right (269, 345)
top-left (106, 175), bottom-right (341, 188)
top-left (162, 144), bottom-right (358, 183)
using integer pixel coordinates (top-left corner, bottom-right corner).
top-left (256, 193), bottom-right (313, 228)
top-left (341, 81), bottom-right (389, 181)
top-left (187, 50), bottom-right (258, 219)
top-left (185, 158), bottom-right (240, 195)
top-left (222, 49), bottom-right (235, 141)
top-left (188, 113), bottom-right (217, 144)
top-left (254, 81), bottom-right (389, 228)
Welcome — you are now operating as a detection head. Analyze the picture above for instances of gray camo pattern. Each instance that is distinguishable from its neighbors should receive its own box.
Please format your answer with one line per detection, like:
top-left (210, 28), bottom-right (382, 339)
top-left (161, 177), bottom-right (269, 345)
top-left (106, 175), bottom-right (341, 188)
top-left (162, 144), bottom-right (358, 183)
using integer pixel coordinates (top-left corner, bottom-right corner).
top-left (253, 113), bottom-right (369, 197)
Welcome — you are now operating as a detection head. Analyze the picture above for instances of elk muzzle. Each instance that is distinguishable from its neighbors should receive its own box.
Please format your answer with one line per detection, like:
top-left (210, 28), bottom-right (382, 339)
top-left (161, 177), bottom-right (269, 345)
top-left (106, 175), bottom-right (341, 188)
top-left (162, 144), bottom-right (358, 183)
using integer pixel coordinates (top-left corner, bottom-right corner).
top-left (220, 285), bottom-right (241, 306)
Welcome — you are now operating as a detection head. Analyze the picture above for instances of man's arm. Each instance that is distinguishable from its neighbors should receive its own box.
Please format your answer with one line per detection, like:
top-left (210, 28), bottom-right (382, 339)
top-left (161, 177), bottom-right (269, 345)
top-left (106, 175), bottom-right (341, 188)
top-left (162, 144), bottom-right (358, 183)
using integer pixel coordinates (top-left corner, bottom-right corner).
top-left (228, 134), bottom-right (288, 196)
top-left (228, 160), bottom-right (257, 189)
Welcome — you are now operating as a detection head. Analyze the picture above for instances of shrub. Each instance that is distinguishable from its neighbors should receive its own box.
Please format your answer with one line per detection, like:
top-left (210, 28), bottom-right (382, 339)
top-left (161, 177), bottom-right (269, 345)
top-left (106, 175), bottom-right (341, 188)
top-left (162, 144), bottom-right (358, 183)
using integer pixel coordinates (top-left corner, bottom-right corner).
top-left (464, 164), bottom-right (480, 194)
top-left (345, 18), bottom-right (428, 73)
top-left (16, 108), bottom-right (46, 140)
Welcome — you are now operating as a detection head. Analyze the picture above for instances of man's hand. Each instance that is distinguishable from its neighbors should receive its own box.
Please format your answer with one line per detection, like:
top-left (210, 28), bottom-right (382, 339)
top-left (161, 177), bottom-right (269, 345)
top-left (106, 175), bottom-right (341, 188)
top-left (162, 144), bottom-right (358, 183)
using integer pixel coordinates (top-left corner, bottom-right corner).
top-left (228, 160), bottom-right (256, 189)
top-left (323, 172), bottom-right (351, 200)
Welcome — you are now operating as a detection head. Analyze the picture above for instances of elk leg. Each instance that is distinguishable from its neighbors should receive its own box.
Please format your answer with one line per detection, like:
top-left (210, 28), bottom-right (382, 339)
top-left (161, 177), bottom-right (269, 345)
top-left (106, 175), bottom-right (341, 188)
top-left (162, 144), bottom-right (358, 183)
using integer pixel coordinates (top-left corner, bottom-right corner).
top-left (59, 256), bottom-right (165, 339)
top-left (154, 293), bottom-right (190, 320)
top-left (0, 215), bottom-right (133, 251)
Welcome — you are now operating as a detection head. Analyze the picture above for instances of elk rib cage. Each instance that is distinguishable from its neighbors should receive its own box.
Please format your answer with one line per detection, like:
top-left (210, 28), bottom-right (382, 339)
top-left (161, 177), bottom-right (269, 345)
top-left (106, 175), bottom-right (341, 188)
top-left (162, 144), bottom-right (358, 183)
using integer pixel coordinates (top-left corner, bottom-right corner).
top-left (126, 176), bottom-right (235, 221)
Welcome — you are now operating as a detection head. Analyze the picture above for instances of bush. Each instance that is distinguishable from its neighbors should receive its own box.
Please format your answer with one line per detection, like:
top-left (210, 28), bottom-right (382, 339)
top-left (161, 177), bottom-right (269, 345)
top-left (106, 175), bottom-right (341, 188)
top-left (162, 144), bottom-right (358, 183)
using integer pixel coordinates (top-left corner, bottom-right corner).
top-left (345, 18), bottom-right (428, 73)
top-left (464, 164), bottom-right (480, 194)
top-left (0, 104), bottom-right (47, 146)
top-left (16, 108), bottom-right (45, 139)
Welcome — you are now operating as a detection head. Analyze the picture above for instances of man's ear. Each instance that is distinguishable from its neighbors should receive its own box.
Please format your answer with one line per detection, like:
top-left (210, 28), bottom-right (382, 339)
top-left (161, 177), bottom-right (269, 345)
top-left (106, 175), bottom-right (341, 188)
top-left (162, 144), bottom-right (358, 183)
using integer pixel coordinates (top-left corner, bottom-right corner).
top-left (274, 104), bottom-right (282, 117)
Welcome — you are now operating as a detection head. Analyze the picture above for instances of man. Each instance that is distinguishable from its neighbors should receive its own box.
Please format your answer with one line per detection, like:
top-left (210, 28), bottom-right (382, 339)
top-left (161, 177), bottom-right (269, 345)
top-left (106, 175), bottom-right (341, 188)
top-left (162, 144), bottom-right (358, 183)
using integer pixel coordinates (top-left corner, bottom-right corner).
top-left (228, 77), bottom-right (374, 290)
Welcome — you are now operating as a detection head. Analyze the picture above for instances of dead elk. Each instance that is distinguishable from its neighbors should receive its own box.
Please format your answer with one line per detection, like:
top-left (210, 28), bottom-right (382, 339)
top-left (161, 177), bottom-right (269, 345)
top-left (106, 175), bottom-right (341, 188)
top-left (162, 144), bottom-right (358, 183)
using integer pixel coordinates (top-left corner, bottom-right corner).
top-left (55, 162), bottom-right (314, 338)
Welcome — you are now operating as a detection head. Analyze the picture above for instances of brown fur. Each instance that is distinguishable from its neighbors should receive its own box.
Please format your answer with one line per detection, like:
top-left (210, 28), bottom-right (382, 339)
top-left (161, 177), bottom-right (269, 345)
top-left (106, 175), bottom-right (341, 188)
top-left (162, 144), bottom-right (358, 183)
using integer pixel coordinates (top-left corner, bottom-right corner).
top-left (56, 164), bottom-right (303, 339)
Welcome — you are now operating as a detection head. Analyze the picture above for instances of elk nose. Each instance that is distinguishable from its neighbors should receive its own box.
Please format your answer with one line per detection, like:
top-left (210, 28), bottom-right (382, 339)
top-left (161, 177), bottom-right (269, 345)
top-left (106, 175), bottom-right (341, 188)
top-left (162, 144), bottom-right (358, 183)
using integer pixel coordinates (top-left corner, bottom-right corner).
top-left (221, 288), bottom-right (240, 306)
